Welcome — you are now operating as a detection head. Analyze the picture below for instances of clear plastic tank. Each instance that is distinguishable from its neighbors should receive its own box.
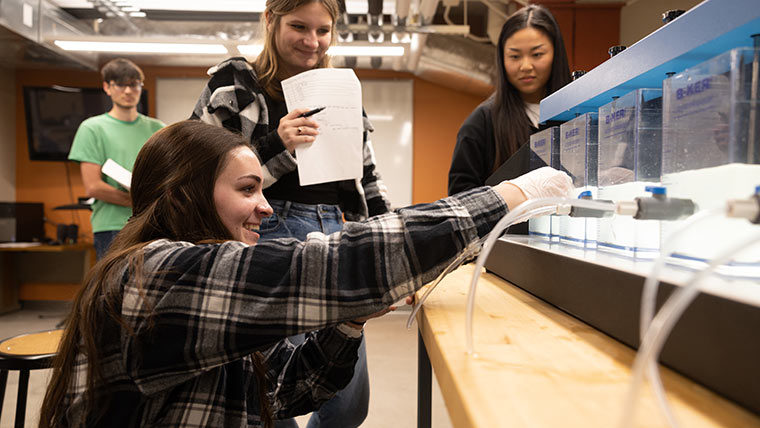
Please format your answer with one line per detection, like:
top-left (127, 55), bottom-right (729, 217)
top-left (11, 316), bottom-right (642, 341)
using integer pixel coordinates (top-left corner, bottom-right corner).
top-left (597, 88), bottom-right (663, 258)
top-left (528, 127), bottom-right (560, 241)
top-left (559, 112), bottom-right (598, 247)
top-left (661, 47), bottom-right (760, 276)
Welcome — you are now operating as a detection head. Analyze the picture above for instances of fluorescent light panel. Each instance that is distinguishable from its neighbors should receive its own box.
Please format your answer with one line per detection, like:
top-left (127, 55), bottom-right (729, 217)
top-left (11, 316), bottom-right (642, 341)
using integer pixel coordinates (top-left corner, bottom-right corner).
top-left (238, 45), bottom-right (405, 57)
top-left (53, 40), bottom-right (404, 57)
top-left (54, 40), bottom-right (227, 54)
top-left (329, 46), bottom-right (405, 56)
top-left (237, 45), bottom-right (263, 56)
top-left (51, 0), bottom-right (393, 14)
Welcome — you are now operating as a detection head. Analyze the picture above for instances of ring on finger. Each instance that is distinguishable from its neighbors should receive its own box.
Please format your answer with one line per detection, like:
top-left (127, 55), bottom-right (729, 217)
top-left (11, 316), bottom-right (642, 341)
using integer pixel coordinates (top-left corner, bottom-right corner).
top-left (297, 127), bottom-right (302, 135)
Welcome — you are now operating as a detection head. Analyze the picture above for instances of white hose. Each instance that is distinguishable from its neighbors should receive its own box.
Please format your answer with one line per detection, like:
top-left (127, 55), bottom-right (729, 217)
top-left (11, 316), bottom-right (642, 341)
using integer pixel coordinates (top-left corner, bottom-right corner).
top-left (405, 206), bottom-right (551, 329)
top-left (639, 208), bottom-right (725, 337)
top-left (636, 207), bottom-right (724, 427)
top-left (465, 197), bottom-right (616, 354)
top-left (619, 229), bottom-right (760, 428)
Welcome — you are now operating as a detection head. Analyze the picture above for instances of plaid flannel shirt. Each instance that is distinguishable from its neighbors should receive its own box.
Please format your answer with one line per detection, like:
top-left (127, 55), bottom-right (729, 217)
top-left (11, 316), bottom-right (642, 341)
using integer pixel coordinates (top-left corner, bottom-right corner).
top-left (59, 186), bottom-right (507, 427)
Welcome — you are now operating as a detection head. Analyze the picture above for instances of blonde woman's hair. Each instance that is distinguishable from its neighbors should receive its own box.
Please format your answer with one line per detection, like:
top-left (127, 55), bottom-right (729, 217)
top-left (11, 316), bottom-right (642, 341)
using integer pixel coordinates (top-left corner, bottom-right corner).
top-left (252, 0), bottom-right (340, 98)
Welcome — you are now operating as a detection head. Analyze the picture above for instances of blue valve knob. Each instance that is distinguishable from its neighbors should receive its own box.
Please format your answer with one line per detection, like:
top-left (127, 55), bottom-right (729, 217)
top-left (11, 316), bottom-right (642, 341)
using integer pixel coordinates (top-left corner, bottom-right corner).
top-left (755, 185), bottom-right (760, 195)
top-left (578, 190), bottom-right (592, 199)
top-left (645, 186), bottom-right (667, 196)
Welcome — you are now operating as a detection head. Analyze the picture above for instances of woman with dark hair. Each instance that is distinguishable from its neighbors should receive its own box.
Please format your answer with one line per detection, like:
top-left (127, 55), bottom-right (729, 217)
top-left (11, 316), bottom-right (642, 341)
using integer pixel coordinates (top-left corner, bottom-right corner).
top-left (190, 0), bottom-right (391, 425)
top-left (448, 4), bottom-right (572, 195)
top-left (38, 120), bottom-right (572, 428)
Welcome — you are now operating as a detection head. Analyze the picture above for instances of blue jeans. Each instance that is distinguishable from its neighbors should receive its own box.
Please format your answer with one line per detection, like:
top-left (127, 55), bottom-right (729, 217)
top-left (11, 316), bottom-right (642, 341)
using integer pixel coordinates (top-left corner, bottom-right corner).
top-left (93, 230), bottom-right (120, 260)
top-left (261, 200), bottom-right (370, 428)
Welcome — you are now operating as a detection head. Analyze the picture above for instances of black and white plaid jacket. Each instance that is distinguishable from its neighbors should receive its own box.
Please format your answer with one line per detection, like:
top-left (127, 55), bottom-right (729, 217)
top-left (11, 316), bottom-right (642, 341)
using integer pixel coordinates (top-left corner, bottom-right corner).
top-left (191, 57), bottom-right (391, 220)
top-left (59, 186), bottom-right (508, 427)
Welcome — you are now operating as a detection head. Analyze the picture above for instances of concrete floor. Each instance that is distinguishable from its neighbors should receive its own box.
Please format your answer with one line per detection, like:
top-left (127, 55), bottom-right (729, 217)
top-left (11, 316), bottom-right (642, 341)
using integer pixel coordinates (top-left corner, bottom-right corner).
top-left (0, 301), bottom-right (453, 428)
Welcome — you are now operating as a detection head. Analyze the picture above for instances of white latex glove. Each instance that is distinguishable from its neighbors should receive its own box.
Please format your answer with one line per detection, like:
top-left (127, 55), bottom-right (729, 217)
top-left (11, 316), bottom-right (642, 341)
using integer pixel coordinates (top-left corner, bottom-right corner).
top-left (507, 166), bottom-right (574, 200)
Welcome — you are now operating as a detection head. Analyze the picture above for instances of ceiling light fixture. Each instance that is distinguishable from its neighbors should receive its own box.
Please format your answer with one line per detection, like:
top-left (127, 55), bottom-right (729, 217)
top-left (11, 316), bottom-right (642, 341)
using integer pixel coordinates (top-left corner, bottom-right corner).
top-left (237, 45), bottom-right (405, 57)
top-left (330, 46), bottom-right (405, 56)
top-left (54, 40), bottom-right (228, 54)
top-left (236, 45), bottom-right (263, 56)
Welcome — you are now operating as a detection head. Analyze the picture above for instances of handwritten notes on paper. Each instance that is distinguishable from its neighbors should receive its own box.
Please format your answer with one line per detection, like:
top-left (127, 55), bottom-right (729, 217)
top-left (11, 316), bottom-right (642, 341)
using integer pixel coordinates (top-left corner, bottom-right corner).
top-left (281, 68), bottom-right (363, 186)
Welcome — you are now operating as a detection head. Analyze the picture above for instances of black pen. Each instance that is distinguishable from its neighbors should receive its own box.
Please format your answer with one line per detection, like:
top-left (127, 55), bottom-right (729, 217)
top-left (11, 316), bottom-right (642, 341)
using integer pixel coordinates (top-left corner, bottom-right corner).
top-left (300, 106), bottom-right (326, 118)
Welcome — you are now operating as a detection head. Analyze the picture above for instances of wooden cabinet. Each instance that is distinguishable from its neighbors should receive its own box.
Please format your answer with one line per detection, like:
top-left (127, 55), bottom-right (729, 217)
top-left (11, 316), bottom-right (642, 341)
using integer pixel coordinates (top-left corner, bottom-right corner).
top-left (0, 243), bottom-right (94, 313)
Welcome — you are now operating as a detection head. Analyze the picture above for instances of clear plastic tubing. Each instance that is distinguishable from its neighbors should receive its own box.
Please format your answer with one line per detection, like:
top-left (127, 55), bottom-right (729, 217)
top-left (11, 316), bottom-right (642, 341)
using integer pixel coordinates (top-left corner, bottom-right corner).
top-left (620, 229), bottom-right (760, 428)
top-left (636, 207), bottom-right (724, 428)
top-left (405, 206), bottom-right (549, 329)
top-left (465, 197), bottom-right (616, 355)
top-left (639, 207), bottom-right (725, 337)
top-left (406, 236), bottom-right (486, 329)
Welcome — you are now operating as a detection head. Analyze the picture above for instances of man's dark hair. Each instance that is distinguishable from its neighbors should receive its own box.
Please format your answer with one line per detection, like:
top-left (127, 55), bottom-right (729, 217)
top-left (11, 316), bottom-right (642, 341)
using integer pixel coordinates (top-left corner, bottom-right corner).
top-left (100, 58), bottom-right (144, 84)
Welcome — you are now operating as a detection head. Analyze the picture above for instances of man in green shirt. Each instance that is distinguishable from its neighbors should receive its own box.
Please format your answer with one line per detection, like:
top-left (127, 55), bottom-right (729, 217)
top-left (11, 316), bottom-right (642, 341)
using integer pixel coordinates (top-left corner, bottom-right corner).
top-left (68, 58), bottom-right (164, 259)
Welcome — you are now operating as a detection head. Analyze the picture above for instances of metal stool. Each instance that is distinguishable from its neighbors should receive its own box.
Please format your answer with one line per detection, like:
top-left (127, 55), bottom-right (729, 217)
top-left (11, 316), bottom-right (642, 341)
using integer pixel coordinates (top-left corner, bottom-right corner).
top-left (0, 329), bottom-right (63, 428)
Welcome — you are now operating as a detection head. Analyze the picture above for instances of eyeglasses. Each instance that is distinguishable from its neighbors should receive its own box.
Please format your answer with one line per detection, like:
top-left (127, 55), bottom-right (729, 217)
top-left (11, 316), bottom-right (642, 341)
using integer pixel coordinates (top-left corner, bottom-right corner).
top-left (109, 81), bottom-right (143, 90)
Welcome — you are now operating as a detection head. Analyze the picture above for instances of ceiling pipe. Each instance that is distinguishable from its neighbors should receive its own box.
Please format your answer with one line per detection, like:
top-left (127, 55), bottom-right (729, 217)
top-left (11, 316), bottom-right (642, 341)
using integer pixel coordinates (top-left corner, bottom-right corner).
top-left (393, 0), bottom-right (410, 27)
top-left (88, 0), bottom-right (142, 33)
top-left (419, 0), bottom-right (440, 26)
top-left (367, 0), bottom-right (384, 42)
top-left (337, 0), bottom-right (354, 42)
top-left (392, 0), bottom-right (411, 44)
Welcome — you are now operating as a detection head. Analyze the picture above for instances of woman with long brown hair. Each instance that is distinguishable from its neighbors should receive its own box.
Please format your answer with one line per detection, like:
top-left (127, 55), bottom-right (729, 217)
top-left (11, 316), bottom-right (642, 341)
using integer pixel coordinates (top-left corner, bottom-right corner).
top-left (40, 120), bottom-right (572, 427)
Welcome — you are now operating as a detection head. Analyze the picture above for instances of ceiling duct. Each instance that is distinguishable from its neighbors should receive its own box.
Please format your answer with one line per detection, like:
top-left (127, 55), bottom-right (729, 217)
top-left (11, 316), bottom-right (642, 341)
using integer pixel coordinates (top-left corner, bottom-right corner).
top-left (3, 0), bottom-right (498, 96)
top-left (0, 0), bottom-right (98, 70)
top-left (413, 32), bottom-right (495, 97)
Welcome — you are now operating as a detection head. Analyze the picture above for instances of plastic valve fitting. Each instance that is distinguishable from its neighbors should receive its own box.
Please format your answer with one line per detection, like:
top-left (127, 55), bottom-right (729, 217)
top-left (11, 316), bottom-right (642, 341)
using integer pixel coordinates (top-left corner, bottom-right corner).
top-left (726, 186), bottom-right (760, 224)
top-left (628, 186), bottom-right (696, 220)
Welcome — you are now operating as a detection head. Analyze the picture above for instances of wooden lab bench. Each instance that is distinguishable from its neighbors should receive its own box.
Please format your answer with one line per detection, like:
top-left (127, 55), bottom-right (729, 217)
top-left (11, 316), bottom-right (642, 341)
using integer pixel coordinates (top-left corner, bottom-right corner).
top-left (414, 264), bottom-right (760, 428)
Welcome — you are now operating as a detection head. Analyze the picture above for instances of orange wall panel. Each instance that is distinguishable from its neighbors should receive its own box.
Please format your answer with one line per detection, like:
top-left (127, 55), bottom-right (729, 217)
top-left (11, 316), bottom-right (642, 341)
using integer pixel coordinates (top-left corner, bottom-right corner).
top-left (549, 7), bottom-right (576, 71)
top-left (538, 2), bottom-right (623, 74)
top-left (574, 5), bottom-right (622, 73)
top-left (412, 79), bottom-right (487, 204)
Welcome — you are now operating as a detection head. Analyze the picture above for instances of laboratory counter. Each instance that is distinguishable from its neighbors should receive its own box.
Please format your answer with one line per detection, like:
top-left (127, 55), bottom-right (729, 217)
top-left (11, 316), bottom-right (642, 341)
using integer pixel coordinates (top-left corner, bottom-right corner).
top-left (414, 264), bottom-right (760, 428)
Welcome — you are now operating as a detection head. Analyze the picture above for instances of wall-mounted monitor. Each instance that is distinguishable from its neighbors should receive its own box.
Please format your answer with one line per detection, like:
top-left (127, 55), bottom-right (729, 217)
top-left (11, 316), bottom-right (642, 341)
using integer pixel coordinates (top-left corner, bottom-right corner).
top-left (23, 85), bottom-right (148, 161)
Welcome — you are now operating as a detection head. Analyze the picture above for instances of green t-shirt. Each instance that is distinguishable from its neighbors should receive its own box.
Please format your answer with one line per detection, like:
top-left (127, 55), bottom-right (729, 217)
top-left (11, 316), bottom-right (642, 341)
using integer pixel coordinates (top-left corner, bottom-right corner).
top-left (68, 113), bottom-right (165, 233)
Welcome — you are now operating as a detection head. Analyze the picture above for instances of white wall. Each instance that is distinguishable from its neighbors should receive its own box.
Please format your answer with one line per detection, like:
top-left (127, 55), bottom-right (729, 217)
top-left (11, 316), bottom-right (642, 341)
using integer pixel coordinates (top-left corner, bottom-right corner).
top-left (155, 77), bottom-right (413, 208)
top-left (361, 80), bottom-right (413, 208)
top-left (0, 67), bottom-right (16, 201)
top-left (155, 78), bottom-right (208, 126)
top-left (620, 0), bottom-right (702, 47)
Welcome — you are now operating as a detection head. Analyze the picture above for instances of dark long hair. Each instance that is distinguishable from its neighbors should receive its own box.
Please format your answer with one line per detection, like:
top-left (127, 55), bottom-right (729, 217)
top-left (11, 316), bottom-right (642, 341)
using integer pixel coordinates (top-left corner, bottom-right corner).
top-left (39, 121), bottom-right (273, 428)
top-left (252, 0), bottom-right (339, 98)
top-left (491, 4), bottom-right (571, 172)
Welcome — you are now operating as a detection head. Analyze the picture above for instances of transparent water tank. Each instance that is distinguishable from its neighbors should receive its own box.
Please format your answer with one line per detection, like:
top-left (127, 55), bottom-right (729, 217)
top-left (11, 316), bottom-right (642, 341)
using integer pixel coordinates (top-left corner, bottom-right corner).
top-left (661, 47), bottom-right (760, 276)
top-left (559, 112), bottom-right (598, 247)
top-left (528, 127), bottom-right (560, 241)
top-left (597, 88), bottom-right (663, 258)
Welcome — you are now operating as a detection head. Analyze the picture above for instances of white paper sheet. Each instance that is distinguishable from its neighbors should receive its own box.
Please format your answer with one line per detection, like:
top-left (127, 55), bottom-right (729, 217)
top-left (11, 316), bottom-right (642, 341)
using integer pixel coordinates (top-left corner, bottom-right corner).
top-left (281, 68), bottom-right (363, 186)
top-left (102, 158), bottom-right (132, 190)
